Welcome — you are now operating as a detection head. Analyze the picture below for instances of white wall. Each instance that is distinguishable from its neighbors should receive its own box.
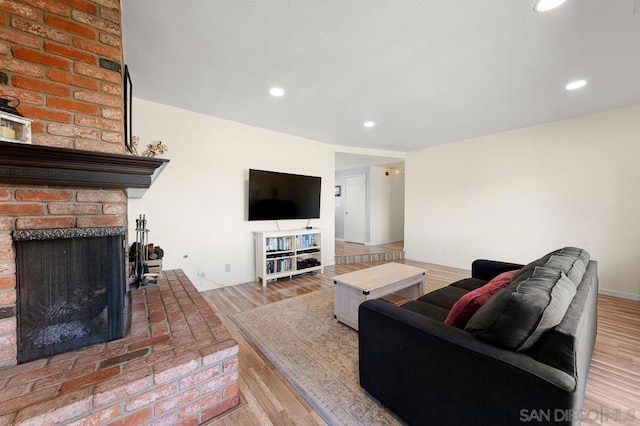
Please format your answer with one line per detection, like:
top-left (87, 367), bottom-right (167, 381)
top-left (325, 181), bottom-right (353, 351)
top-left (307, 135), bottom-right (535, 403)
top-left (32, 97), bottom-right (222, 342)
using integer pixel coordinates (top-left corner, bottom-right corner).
top-left (369, 166), bottom-right (404, 245)
top-left (389, 169), bottom-right (405, 242)
top-left (129, 98), bottom-right (336, 291)
top-left (405, 104), bottom-right (640, 299)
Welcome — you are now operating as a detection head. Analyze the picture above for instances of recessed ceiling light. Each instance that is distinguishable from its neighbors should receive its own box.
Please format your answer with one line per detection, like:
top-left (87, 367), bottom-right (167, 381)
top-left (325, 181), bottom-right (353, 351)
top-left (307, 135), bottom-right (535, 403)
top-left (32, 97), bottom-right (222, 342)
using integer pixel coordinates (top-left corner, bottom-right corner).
top-left (363, 121), bottom-right (375, 128)
top-left (534, 0), bottom-right (567, 12)
top-left (565, 80), bottom-right (587, 90)
top-left (269, 87), bottom-right (284, 97)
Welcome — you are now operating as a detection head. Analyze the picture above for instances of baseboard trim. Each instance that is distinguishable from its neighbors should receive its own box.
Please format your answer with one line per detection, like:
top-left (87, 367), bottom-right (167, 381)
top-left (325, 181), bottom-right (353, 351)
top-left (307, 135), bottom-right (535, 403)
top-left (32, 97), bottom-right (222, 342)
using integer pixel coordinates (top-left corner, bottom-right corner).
top-left (598, 288), bottom-right (640, 301)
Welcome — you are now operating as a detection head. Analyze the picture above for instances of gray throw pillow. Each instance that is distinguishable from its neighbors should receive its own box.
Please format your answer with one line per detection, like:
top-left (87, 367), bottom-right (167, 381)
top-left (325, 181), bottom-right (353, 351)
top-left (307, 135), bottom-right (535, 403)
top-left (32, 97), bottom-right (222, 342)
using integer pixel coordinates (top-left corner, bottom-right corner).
top-left (465, 266), bottom-right (577, 351)
top-left (543, 254), bottom-right (587, 286)
top-left (509, 248), bottom-right (563, 282)
top-left (558, 247), bottom-right (590, 266)
top-left (509, 247), bottom-right (589, 285)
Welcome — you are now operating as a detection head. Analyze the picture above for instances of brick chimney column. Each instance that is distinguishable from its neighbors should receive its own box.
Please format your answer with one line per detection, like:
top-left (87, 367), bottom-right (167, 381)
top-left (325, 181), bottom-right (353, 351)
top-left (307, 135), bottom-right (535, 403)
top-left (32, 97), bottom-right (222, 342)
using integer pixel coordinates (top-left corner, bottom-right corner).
top-left (0, 0), bottom-right (127, 366)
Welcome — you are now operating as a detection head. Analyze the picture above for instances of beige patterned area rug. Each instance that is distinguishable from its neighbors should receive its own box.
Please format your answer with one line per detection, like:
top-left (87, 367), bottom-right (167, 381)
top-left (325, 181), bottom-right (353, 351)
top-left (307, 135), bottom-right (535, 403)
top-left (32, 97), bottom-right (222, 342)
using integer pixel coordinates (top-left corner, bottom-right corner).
top-left (229, 288), bottom-right (402, 425)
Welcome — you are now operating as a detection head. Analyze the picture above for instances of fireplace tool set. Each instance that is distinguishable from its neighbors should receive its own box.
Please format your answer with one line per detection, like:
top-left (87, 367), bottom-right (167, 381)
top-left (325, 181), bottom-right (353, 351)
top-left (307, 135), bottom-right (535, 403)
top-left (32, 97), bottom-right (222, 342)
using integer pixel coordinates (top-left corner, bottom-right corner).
top-left (131, 214), bottom-right (162, 286)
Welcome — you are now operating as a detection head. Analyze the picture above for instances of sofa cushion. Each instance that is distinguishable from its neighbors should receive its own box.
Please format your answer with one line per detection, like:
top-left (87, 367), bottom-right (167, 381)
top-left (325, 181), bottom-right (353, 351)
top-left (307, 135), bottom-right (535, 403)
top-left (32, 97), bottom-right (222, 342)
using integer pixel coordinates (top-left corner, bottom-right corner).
top-left (511, 247), bottom-right (589, 285)
top-left (417, 286), bottom-right (469, 310)
top-left (400, 300), bottom-right (450, 322)
top-left (444, 270), bottom-right (519, 329)
top-left (558, 247), bottom-right (590, 265)
top-left (465, 266), bottom-right (577, 351)
top-left (543, 254), bottom-right (587, 286)
top-left (449, 277), bottom-right (487, 291)
top-left (510, 248), bottom-right (562, 282)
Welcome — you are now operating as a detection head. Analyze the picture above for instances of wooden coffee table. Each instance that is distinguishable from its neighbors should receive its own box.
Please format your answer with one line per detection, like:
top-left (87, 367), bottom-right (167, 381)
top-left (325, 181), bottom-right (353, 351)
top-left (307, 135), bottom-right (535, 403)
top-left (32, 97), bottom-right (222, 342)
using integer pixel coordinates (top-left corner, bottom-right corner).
top-left (333, 262), bottom-right (427, 330)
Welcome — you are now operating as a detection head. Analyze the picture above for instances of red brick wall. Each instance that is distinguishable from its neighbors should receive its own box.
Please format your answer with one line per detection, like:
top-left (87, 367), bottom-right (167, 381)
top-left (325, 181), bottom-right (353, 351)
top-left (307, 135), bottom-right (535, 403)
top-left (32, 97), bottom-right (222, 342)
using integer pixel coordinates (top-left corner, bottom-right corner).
top-left (0, 0), bottom-right (124, 153)
top-left (0, 0), bottom-right (126, 366)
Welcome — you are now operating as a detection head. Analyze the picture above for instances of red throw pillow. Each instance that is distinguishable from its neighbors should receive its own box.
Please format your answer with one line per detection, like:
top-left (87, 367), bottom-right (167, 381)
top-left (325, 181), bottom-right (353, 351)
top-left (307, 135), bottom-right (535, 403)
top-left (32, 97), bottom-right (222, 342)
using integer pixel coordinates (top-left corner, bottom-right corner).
top-left (444, 269), bottom-right (520, 329)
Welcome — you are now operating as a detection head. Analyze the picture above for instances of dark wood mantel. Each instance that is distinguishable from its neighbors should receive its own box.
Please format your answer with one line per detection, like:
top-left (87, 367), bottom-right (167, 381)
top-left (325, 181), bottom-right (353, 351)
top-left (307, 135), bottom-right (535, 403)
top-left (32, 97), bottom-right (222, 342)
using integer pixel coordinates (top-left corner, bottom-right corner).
top-left (0, 141), bottom-right (168, 198)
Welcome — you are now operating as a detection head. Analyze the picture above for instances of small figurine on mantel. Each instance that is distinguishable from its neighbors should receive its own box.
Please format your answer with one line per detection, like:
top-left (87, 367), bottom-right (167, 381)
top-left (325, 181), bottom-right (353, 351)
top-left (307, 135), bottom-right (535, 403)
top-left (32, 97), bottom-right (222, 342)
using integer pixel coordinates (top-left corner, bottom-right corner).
top-left (141, 140), bottom-right (168, 158)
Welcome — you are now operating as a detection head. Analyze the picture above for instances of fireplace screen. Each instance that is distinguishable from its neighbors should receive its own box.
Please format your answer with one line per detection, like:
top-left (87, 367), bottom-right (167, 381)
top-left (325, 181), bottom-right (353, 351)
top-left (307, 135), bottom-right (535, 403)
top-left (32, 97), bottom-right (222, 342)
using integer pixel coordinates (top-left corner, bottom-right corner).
top-left (14, 228), bottom-right (126, 364)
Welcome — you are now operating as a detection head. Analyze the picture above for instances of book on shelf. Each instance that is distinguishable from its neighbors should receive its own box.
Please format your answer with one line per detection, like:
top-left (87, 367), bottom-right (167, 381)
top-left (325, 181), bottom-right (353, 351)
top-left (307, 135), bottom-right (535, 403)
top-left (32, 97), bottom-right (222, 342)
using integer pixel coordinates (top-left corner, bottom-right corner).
top-left (295, 234), bottom-right (317, 249)
top-left (266, 257), bottom-right (293, 274)
top-left (266, 237), bottom-right (294, 252)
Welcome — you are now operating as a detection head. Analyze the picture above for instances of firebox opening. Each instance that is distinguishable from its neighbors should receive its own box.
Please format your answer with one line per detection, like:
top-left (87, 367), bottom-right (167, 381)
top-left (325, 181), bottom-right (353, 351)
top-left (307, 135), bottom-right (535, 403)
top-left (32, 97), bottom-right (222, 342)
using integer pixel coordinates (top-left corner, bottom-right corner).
top-left (14, 227), bottom-right (127, 364)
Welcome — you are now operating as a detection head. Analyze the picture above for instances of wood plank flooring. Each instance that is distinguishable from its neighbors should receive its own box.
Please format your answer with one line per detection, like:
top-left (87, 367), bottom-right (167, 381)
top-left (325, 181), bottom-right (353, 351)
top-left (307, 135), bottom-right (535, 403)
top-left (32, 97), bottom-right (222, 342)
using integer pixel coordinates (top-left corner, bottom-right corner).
top-left (582, 295), bottom-right (640, 425)
top-left (202, 260), bottom-right (640, 425)
top-left (335, 240), bottom-right (403, 256)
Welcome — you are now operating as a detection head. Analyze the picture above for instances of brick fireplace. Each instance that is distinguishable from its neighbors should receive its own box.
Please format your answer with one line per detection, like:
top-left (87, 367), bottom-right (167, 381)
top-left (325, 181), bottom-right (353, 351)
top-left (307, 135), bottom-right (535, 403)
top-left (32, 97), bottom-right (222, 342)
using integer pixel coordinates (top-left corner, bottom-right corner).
top-left (0, 186), bottom-right (129, 367)
top-left (0, 1), bottom-right (240, 423)
top-left (0, 0), bottom-right (132, 366)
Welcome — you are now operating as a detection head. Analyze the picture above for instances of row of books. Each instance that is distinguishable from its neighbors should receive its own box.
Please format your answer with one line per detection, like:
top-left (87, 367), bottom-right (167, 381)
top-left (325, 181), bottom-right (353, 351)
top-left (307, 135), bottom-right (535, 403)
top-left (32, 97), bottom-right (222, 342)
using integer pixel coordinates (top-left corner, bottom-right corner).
top-left (265, 237), bottom-right (293, 252)
top-left (296, 234), bottom-right (318, 249)
top-left (265, 234), bottom-right (319, 252)
top-left (267, 258), bottom-right (292, 274)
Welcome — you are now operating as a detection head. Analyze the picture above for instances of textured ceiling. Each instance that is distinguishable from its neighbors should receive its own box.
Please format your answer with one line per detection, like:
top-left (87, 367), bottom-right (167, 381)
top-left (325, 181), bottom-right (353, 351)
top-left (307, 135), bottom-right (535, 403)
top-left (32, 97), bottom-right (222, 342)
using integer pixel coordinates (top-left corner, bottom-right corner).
top-left (122, 0), bottom-right (640, 152)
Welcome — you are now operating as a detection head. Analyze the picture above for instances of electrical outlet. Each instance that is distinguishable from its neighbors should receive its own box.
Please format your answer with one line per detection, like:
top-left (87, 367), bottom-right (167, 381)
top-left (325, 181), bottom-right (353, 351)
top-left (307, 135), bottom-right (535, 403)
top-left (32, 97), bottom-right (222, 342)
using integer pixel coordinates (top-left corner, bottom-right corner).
top-left (225, 263), bottom-right (231, 272)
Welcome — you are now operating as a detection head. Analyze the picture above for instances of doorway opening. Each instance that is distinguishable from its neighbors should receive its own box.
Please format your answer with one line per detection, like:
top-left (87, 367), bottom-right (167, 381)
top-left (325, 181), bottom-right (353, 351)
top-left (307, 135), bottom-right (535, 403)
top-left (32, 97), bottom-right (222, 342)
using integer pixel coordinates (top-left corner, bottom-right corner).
top-left (334, 153), bottom-right (405, 261)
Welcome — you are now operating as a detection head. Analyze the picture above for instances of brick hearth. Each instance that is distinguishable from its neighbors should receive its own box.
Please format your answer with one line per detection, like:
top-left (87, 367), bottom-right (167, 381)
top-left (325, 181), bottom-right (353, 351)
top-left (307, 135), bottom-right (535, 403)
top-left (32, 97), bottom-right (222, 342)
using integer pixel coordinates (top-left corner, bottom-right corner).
top-left (0, 270), bottom-right (239, 425)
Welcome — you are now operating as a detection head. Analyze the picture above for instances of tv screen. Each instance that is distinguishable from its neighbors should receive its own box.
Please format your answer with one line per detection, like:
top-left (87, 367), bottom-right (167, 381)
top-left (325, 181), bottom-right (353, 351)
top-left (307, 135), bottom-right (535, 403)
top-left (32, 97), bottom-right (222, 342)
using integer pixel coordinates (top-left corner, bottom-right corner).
top-left (248, 169), bottom-right (321, 221)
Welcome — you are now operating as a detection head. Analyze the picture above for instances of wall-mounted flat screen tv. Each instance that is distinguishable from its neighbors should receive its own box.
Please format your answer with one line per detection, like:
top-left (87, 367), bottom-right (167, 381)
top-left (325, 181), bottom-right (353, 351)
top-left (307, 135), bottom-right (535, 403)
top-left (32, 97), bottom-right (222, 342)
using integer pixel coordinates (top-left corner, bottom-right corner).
top-left (248, 169), bottom-right (321, 221)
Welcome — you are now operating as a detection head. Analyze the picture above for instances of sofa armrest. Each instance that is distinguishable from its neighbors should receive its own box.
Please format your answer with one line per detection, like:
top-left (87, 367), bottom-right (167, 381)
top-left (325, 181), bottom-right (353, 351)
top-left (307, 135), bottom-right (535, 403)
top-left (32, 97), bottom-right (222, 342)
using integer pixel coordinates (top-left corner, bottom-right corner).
top-left (471, 259), bottom-right (524, 281)
top-left (358, 299), bottom-right (577, 425)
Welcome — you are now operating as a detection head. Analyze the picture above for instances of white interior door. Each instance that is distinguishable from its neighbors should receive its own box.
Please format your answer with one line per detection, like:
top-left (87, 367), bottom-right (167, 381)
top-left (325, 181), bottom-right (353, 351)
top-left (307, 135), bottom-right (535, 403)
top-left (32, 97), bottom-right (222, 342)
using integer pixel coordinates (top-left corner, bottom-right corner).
top-left (344, 174), bottom-right (366, 244)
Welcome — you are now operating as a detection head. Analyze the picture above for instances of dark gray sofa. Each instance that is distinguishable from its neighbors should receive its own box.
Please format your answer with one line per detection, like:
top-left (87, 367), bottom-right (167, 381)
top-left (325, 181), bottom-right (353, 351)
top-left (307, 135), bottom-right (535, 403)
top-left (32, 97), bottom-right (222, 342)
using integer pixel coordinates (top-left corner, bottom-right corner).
top-left (358, 248), bottom-right (598, 426)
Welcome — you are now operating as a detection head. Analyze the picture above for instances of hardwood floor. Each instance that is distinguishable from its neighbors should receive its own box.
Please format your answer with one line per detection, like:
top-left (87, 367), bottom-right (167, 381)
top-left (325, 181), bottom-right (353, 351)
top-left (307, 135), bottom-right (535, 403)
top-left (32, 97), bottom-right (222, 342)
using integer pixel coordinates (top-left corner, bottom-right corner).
top-left (202, 273), bottom-right (333, 425)
top-left (202, 260), bottom-right (640, 425)
top-left (582, 295), bottom-right (640, 425)
top-left (335, 240), bottom-right (404, 256)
